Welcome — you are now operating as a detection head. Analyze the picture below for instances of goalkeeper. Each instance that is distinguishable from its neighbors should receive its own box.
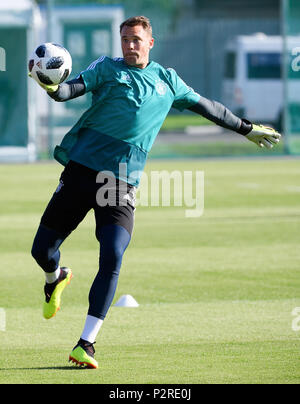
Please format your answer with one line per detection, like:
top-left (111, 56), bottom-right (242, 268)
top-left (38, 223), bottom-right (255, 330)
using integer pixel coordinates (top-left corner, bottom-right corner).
top-left (30, 16), bottom-right (281, 369)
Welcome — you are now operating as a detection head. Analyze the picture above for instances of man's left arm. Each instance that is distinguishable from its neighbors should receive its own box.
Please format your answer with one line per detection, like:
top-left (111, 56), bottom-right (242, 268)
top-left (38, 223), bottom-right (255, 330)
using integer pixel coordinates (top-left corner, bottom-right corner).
top-left (47, 77), bottom-right (86, 102)
top-left (188, 96), bottom-right (281, 149)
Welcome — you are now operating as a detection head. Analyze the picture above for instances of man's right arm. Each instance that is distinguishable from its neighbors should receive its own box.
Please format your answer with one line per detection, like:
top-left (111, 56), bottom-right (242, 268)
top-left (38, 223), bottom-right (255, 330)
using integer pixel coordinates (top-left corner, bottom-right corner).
top-left (47, 76), bottom-right (86, 102)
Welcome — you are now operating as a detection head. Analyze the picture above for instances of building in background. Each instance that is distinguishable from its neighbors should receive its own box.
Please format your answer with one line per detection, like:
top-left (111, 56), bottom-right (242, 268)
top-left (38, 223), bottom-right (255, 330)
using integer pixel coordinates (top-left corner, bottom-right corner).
top-left (282, 0), bottom-right (300, 153)
top-left (0, 1), bottom-right (124, 161)
top-left (2, 0), bottom-right (298, 161)
top-left (157, 0), bottom-right (281, 103)
top-left (0, 0), bottom-right (41, 162)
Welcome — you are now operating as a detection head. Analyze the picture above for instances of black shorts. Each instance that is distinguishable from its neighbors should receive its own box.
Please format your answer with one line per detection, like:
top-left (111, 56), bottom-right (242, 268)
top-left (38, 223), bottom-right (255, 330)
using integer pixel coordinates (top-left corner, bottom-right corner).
top-left (40, 161), bottom-right (135, 236)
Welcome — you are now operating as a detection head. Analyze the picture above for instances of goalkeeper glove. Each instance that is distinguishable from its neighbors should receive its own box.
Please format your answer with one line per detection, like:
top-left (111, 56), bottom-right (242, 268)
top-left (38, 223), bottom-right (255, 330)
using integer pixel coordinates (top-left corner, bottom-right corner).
top-left (28, 73), bottom-right (59, 93)
top-left (245, 124), bottom-right (281, 149)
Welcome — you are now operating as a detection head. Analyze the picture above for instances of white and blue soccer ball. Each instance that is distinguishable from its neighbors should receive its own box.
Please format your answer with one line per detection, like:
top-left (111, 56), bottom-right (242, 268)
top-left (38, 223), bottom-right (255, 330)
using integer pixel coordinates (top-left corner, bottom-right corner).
top-left (28, 42), bottom-right (72, 86)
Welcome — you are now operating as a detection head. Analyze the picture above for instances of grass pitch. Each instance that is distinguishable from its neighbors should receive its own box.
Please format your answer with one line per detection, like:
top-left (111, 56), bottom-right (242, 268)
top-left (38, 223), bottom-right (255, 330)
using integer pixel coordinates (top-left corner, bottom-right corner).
top-left (0, 157), bottom-right (300, 384)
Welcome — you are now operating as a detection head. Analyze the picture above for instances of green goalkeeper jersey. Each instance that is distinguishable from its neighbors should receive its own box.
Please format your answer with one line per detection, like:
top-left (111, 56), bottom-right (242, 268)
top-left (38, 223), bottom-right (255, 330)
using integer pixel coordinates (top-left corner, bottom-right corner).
top-left (54, 56), bottom-right (200, 186)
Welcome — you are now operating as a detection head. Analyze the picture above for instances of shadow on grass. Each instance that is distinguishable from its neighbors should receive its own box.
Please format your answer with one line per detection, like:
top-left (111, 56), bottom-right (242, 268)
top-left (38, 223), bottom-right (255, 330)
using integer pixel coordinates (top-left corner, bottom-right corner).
top-left (0, 366), bottom-right (91, 371)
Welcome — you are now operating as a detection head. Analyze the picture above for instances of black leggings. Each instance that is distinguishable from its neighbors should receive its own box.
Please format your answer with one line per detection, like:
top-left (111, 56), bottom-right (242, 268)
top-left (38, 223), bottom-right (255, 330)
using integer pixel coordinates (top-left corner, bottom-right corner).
top-left (31, 161), bottom-right (134, 319)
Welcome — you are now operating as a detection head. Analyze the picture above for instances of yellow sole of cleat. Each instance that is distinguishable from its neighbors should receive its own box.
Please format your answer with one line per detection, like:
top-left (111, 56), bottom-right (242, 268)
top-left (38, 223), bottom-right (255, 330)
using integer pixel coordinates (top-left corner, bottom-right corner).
top-left (69, 355), bottom-right (98, 369)
top-left (46, 306), bottom-right (60, 320)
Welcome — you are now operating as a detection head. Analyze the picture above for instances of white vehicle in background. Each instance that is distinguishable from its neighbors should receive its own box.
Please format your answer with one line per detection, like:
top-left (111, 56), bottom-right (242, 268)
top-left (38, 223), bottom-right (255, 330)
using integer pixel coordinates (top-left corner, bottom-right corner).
top-left (222, 33), bottom-right (300, 130)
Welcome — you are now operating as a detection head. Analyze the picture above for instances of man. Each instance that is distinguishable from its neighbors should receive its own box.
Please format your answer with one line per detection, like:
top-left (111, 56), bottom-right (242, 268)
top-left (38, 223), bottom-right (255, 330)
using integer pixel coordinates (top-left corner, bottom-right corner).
top-left (31, 16), bottom-right (281, 369)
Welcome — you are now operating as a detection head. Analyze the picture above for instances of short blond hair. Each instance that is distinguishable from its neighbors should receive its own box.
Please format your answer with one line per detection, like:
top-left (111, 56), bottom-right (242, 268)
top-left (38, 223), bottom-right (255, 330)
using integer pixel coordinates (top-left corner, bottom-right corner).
top-left (120, 16), bottom-right (152, 36)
